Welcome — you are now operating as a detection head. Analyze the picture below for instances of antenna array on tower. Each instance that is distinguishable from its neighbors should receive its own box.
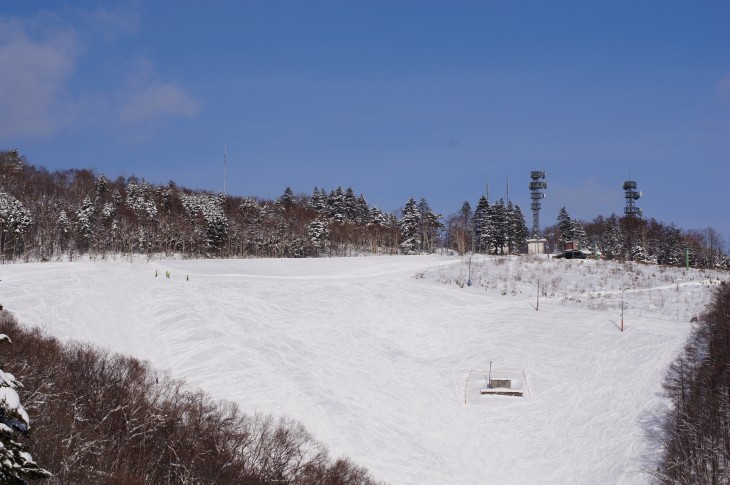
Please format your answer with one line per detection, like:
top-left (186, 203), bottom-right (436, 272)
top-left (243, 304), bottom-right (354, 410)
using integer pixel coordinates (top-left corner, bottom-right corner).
top-left (623, 180), bottom-right (642, 217)
top-left (529, 171), bottom-right (547, 238)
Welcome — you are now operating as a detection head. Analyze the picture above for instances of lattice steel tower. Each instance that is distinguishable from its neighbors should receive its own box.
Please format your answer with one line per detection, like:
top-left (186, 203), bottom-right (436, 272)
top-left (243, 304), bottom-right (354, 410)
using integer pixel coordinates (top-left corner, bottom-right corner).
top-left (623, 180), bottom-right (642, 217)
top-left (529, 171), bottom-right (547, 238)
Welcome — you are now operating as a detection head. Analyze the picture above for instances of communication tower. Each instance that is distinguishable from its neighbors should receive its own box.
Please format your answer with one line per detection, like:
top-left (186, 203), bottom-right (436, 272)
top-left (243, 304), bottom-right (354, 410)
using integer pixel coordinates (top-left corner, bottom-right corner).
top-left (529, 171), bottom-right (547, 238)
top-left (623, 180), bottom-right (642, 217)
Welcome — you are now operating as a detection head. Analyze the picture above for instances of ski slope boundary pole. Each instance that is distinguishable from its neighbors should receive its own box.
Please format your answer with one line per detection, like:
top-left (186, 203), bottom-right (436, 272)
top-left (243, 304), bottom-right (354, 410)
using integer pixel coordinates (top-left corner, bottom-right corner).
top-left (464, 370), bottom-right (473, 404)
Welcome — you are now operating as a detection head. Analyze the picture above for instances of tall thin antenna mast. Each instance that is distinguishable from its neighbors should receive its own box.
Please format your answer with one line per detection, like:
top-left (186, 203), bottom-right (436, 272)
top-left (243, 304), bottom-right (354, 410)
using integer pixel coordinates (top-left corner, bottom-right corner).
top-left (486, 179), bottom-right (489, 203)
top-left (506, 177), bottom-right (510, 203)
top-left (223, 144), bottom-right (227, 195)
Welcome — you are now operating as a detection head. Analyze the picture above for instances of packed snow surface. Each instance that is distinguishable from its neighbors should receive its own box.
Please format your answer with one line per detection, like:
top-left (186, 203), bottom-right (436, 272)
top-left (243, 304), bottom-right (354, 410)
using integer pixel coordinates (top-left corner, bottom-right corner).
top-left (1, 254), bottom-right (726, 484)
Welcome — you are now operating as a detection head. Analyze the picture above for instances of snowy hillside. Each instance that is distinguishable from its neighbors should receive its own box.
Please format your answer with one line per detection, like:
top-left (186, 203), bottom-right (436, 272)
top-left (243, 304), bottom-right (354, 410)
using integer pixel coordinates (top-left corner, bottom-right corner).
top-left (1, 255), bottom-right (725, 484)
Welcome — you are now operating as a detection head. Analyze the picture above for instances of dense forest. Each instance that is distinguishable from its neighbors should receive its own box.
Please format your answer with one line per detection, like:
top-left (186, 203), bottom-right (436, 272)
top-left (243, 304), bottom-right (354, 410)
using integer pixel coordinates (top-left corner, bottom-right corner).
top-left (0, 149), bottom-right (727, 268)
top-left (0, 309), bottom-right (382, 484)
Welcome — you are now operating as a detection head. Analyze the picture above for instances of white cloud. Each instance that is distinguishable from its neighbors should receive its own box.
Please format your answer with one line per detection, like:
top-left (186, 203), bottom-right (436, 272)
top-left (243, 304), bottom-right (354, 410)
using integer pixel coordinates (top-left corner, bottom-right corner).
top-left (0, 18), bottom-right (79, 139)
top-left (0, 9), bottom-right (202, 142)
top-left (119, 59), bottom-right (202, 123)
top-left (120, 81), bottom-right (202, 122)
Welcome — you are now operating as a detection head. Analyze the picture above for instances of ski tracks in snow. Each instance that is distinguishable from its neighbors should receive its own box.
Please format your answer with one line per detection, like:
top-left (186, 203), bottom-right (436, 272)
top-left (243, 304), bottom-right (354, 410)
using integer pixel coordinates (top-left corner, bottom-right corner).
top-left (0, 256), bottom-right (703, 485)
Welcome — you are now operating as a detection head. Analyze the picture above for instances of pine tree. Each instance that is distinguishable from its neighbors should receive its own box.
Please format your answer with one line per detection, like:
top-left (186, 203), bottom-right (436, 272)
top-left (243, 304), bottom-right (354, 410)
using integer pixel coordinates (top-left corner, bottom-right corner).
top-left (368, 207), bottom-right (387, 228)
top-left (180, 193), bottom-right (229, 251)
top-left (399, 197), bottom-right (420, 254)
top-left (95, 174), bottom-right (109, 198)
top-left (471, 196), bottom-right (489, 253)
top-left (556, 207), bottom-right (589, 250)
top-left (507, 203), bottom-right (529, 254)
top-left (0, 193), bottom-right (34, 258)
top-left (557, 207), bottom-right (573, 247)
top-left (327, 187), bottom-right (345, 223)
top-left (417, 198), bottom-right (442, 253)
top-left (355, 195), bottom-right (369, 226)
top-left (280, 187), bottom-right (295, 207)
top-left (343, 187), bottom-right (358, 222)
top-left (460, 201), bottom-right (472, 227)
top-left (56, 211), bottom-right (70, 252)
top-left (75, 196), bottom-right (95, 252)
top-left (569, 219), bottom-right (588, 249)
top-left (308, 219), bottom-right (330, 255)
top-left (308, 187), bottom-right (327, 214)
top-left (490, 199), bottom-right (508, 254)
top-left (600, 215), bottom-right (623, 259)
top-left (0, 333), bottom-right (52, 483)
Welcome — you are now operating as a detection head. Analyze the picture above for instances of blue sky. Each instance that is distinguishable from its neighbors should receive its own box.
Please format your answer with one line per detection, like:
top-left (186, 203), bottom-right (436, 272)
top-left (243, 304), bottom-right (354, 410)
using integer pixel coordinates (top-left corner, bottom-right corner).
top-left (2, 1), bottom-right (729, 244)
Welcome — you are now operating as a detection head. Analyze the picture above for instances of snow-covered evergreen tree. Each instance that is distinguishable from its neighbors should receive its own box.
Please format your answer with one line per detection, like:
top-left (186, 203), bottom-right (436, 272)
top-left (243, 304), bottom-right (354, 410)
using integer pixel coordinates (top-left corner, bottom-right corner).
top-left (343, 187), bottom-right (358, 222)
top-left (308, 219), bottom-right (330, 255)
top-left (557, 207), bottom-right (573, 247)
top-left (112, 189), bottom-right (123, 209)
top-left (631, 244), bottom-right (652, 263)
top-left (308, 187), bottom-right (327, 213)
top-left (368, 207), bottom-right (388, 228)
top-left (417, 198), bottom-right (442, 252)
top-left (507, 202), bottom-right (529, 253)
top-left (355, 195), bottom-right (370, 226)
top-left (651, 223), bottom-right (685, 266)
top-left (56, 211), bottom-right (70, 252)
top-left (600, 215), bottom-right (623, 259)
top-left (471, 196), bottom-right (489, 253)
top-left (280, 187), bottom-right (295, 207)
top-left (125, 181), bottom-right (158, 221)
top-left (569, 219), bottom-right (588, 249)
top-left (327, 187), bottom-right (345, 223)
top-left (181, 192), bottom-right (229, 251)
top-left (0, 150), bottom-right (25, 193)
top-left (489, 199), bottom-right (508, 254)
top-left (0, 192), bottom-right (34, 258)
top-left (556, 207), bottom-right (587, 249)
top-left (75, 196), bottom-right (95, 252)
top-left (460, 201), bottom-right (472, 228)
top-left (95, 174), bottom-right (109, 198)
top-left (399, 197), bottom-right (420, 254)
top-left (0, 334), bottom-right (51, 483)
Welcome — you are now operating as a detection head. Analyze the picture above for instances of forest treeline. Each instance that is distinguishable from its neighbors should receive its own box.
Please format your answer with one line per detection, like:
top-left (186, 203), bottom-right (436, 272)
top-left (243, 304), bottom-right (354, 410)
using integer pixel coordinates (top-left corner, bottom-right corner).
top-left (0, 310), bottom-right (382, 484)
top-left (0, 149), bottom-right (727, 267)
top-left (654, 282), bottom-right (730, 484)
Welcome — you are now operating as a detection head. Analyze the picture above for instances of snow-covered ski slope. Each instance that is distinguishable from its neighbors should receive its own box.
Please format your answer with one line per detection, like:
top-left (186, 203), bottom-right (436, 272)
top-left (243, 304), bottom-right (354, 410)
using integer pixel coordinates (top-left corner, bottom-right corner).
top-left (1, 255), bottom-right (726, 484)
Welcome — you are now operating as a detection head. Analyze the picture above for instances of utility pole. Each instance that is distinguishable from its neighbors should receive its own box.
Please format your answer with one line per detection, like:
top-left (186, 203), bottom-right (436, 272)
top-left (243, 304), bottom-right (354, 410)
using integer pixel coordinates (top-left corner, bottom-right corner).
top-left (620, 288), bottom-right (625, 332)
top-left (468, 225), bottom-right (473, 287)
